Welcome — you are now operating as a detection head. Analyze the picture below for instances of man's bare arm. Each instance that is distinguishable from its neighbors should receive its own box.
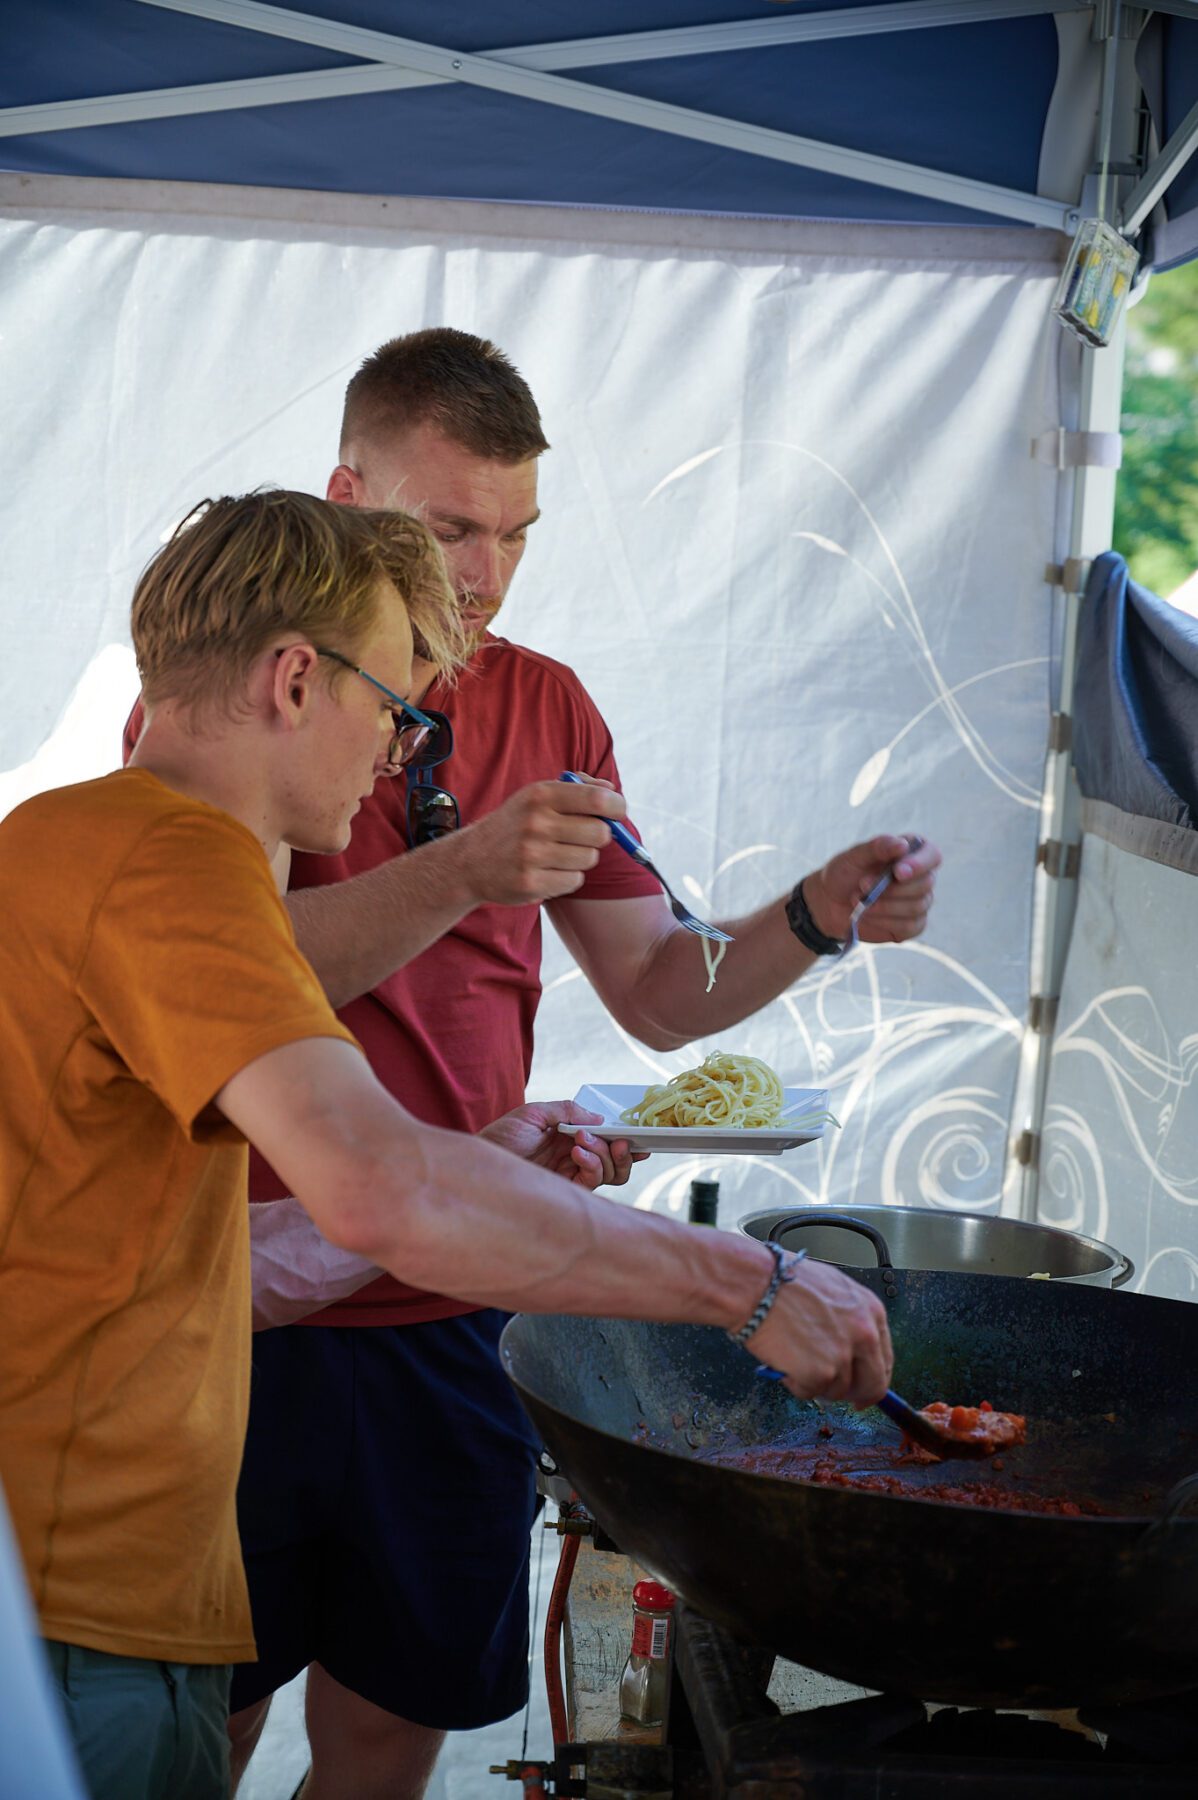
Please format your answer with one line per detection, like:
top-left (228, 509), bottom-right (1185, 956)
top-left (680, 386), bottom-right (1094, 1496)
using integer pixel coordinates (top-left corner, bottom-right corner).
top-left (286, 779), bottom-right (625, 1008)
top-left (549, 834), bottom-right (941, 1051)
top-left (215, 1037), bottom-right (893, 1403)
top-left (286, 835), bottom-right (489, 1006)
top-left (248, 1099), bottom-right (641, 1330)
top-left (250, 1197), bottom-right (379, 1330)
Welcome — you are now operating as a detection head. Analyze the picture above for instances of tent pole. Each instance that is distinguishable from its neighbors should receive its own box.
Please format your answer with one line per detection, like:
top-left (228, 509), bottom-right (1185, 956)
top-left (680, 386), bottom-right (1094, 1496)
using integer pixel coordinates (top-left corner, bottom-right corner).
top-left (1016, 3), bottom-right (1140, 1222)
top-left (0, 2), bottom-right (1099, 140)
top-left (1016, 323), bottom-right (1127, 1222)
top-left (1122, 97), bottom-right (1198, 236)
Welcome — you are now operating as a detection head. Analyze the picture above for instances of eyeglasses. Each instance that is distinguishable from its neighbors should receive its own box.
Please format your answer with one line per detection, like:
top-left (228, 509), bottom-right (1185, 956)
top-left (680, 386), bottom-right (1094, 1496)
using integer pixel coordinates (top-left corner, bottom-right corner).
top-left (405, 713), bottom-right (460, 847)
top-left (315, 647), bottom-right (441, 775)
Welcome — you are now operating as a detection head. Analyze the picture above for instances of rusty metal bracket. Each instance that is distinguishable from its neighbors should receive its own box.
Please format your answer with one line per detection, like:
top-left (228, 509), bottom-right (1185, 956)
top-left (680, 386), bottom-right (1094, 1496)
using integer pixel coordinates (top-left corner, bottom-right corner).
top-left (1038, 839), bottom-right (1081, 880)
top-left (1028, 995), bottom-right (1060, 1035)
top-left (1047, 712), bottom-right (1073, 754)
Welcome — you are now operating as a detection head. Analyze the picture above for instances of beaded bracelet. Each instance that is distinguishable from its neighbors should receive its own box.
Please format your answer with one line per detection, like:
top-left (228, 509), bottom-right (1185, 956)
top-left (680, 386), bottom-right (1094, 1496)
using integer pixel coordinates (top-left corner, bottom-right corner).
top-left (727, 1244), bottom-right (809, 1348)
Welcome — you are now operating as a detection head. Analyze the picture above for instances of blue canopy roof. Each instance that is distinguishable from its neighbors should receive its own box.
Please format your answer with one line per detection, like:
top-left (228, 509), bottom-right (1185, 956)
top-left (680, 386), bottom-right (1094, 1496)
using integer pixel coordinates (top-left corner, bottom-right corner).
top-left (2, 1), bottom-right (1198, 259)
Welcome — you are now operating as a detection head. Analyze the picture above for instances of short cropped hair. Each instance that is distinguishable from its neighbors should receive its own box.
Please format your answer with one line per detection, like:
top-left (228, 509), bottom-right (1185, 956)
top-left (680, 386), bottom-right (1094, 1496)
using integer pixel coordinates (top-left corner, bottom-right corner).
top-left (340, 327), bottom-right (549, 465)
top-left (132, 489), bottom-right (467, 711)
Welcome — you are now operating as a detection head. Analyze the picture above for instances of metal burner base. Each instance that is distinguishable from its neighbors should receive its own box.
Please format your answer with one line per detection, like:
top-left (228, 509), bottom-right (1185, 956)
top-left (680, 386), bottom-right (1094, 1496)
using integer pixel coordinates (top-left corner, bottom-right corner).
top-left (666, 1606), bottom-right (1198, 1797)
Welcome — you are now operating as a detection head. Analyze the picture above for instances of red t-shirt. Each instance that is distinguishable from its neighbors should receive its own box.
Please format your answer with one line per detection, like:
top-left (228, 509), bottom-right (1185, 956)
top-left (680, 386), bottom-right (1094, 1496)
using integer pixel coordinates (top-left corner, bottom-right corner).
top-left (248, 636), bottom-right (659, 1326)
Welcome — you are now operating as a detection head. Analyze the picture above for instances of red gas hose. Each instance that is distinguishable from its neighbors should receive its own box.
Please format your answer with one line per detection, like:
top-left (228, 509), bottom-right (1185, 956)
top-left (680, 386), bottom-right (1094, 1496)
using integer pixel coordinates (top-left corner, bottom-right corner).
top-left (543, 1525), bottom-right (581, 1747)
top-left (520, 1764), bottom-right (547, 1800)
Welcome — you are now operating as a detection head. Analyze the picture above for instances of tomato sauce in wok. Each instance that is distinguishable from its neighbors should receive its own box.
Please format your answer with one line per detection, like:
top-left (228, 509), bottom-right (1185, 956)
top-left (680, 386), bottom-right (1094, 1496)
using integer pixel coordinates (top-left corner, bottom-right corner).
top-left (698, 1438), bottom-right (1105, 1517)
top-left (915, 1398), bottom-right (1026, 1451)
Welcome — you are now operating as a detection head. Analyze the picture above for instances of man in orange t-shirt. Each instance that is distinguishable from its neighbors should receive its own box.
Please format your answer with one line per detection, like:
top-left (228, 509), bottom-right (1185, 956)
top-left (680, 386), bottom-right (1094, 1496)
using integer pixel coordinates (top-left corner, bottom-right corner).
top-left (0, 488), bottom-right (894, 1800)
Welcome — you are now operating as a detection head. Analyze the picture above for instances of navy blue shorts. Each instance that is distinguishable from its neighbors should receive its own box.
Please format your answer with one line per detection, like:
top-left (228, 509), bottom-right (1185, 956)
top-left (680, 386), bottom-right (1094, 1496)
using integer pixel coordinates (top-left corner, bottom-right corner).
top-left (229, 1312), bottom-right (540, 1730)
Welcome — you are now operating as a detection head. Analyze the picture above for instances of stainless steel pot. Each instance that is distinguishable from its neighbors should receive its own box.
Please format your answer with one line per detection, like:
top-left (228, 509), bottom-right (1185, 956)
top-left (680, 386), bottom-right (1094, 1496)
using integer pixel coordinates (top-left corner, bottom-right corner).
top-left (738, 1203), bottom-right (1133, 1288)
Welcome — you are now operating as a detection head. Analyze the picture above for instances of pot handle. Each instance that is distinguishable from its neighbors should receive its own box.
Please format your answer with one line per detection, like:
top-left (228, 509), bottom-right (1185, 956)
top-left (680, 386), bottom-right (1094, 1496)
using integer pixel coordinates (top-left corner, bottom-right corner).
top-left (766, 1211), bottom-right (898, 1301)
top-left (1142, 1472), bottom-right (1198, 1541)
top-left (1111, 1252), bottom-right (1136, 1289)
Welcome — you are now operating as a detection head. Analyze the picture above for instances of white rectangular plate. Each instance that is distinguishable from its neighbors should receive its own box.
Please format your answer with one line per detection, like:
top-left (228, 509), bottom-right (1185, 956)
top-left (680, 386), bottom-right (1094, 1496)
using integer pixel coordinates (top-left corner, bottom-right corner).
top-left (557, 1084), bottom-right (829, 1156)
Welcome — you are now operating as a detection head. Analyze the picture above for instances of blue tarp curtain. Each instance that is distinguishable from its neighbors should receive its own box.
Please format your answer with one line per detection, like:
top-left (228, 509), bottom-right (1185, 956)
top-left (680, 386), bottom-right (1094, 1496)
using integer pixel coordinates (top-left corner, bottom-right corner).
top-left (1074, 551), bottom-right (1198, 831)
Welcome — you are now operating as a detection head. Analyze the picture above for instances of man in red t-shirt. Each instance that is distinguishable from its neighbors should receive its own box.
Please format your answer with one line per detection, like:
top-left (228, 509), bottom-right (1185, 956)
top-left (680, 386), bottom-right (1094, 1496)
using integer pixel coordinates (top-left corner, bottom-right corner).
top-left (230, 331), bottom-right (941, 1796)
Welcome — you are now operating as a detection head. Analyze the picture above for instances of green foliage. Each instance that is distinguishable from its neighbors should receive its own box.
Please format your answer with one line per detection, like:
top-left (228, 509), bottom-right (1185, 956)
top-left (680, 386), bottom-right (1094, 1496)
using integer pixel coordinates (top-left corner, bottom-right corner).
top-left (1115, 259), bottom-right (1198, 599)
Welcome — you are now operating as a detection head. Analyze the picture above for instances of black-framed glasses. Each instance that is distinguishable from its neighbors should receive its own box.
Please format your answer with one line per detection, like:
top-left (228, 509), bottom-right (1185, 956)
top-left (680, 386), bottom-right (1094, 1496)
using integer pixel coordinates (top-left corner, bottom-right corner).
top-left (406, 712), bottom-right (459, 847)
top-left (315, 646), bottom-right (441, 775)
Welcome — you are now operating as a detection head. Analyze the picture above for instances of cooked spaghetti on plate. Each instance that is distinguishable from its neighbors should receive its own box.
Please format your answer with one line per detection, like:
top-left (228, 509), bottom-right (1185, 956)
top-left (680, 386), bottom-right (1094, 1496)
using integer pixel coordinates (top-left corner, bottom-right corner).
top-left (619, 1052), bottom-right (786, 1130)
top-left (559, 1074), bottom-right (832, 1155)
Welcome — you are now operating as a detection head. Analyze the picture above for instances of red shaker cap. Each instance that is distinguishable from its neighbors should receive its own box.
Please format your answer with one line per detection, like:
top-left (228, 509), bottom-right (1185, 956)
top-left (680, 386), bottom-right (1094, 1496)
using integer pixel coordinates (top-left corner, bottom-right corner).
top-left (632, 1580), bottom-right (675, 1611)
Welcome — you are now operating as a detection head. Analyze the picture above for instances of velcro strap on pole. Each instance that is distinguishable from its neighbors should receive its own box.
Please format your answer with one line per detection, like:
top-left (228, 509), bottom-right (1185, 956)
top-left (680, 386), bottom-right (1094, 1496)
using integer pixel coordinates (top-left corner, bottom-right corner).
top-left (1031, 429), bottom-right (1123, 470)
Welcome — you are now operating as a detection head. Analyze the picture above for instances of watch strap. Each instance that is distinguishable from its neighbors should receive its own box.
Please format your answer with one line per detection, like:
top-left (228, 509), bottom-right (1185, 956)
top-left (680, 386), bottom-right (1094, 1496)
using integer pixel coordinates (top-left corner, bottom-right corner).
top-left (785, 880), bottom-right (845, 957)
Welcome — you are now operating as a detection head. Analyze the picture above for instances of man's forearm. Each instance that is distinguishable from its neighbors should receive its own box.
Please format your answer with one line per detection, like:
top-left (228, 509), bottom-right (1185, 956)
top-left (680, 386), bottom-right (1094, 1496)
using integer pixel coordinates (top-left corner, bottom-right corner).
top-left (571, 834), bottom-right (938, 1052)
top-left (269, 1068), bottom-right (774, 1327)
top-left (357, 1122), bottom-right (774, 1324)
top-left (286, 776), bottom-right (625, 1007)
top-left (217, 1039), bottom-right (891, 1404)
top-left (622, 895), bottom-right (816, 1049)
top-left (287, 838), bottom-right (478, 1007)
top-left (351, 1126), bottom-right (889, 1407)
top-left (250, 1198), bottom-right (380, 1329)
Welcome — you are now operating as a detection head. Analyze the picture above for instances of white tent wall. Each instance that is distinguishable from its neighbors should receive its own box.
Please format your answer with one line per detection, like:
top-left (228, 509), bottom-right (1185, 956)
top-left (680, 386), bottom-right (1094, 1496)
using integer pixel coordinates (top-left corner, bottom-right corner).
top-left (1040, 811), bottom-right (1198, 1305)
top-left (0, 174), bottom-right (1068, 1238)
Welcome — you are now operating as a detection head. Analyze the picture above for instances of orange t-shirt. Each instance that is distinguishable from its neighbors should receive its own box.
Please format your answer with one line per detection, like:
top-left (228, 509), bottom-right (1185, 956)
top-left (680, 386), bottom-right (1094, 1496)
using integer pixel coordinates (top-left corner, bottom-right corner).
top-left (0, 769), bottom-right (356, 1664)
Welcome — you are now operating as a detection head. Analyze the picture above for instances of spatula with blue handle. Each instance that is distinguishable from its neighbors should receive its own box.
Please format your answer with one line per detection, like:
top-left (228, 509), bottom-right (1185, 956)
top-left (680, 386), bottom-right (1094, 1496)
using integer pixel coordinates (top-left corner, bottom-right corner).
top-left (755, 1367), bottom-right (991, 1460)
top-left (558, 771), bottom-right (733, 943)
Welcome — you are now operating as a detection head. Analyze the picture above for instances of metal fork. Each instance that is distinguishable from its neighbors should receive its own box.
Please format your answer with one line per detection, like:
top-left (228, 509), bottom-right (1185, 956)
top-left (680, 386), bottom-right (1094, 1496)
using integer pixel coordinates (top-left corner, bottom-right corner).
top-left (841, 836), bottom-right (925, 956)
top-left (558, 772), bottom-right (733, 943)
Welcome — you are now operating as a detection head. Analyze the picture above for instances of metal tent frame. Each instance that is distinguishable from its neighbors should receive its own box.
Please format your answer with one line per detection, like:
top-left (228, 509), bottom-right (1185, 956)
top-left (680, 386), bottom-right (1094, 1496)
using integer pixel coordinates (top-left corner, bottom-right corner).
top-left (0, 0), bottom-right (1160, 234)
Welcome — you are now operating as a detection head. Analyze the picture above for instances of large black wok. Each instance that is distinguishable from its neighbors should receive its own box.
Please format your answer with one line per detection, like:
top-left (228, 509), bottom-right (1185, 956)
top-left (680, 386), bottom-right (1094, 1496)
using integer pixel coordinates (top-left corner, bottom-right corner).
top-left (501, 1270), bottom-right (1198, 1709)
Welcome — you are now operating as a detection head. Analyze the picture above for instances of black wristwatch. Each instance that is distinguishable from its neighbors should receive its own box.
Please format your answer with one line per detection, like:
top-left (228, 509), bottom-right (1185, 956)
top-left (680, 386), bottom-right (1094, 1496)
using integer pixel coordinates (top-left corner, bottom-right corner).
top-left (785, 880), bottom-right (845, 957)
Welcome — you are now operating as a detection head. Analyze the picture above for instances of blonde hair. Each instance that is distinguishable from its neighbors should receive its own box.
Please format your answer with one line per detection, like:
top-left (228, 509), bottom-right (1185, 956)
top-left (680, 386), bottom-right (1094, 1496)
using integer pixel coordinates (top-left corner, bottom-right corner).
top-left (132, 489), bottom-right (468, 710)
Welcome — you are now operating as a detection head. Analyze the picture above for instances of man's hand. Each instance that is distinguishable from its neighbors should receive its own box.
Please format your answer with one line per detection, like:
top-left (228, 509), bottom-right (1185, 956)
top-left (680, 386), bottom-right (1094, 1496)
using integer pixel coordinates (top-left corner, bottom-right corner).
top-left (479, 1100), bottom-right (645, 1189)
top-left (438, 776), bottom-right (626, 909)
top-left (802, 834), bottom-right (940, 947)
top-left (748, 1256), bottom-right (893, 1406)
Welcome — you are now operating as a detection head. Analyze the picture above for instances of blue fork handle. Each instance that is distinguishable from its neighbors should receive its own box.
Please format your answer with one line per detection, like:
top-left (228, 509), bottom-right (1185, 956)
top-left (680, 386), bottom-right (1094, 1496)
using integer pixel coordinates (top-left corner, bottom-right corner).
top-left (857, 869), bottom-right (895, 913)
top-left (558, 771), bottom-right (650, 863)
top-left (855, 836), bottom-right (927, 917)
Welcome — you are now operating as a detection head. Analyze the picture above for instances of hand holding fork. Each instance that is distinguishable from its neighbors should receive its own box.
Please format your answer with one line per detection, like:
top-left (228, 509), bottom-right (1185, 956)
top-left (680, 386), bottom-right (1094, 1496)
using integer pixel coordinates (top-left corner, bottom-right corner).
top-left (557, 772), bottom-right (733, 943)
